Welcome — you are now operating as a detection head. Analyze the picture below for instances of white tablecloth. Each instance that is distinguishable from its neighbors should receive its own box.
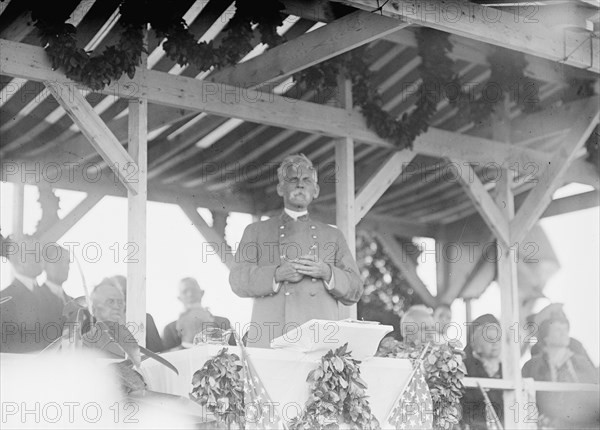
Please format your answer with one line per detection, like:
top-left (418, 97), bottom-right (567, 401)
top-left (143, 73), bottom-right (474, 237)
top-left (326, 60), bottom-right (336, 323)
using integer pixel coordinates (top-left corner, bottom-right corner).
top-left (141, 345), bottom-right (413, 428)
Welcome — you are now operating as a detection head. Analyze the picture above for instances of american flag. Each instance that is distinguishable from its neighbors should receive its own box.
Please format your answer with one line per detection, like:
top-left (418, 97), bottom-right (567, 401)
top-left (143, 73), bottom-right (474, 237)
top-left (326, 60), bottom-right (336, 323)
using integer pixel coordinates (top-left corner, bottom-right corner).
top-left (387, 363), bottom-right (434, 430)
top-left (238, 339), bottom-right (286, 429)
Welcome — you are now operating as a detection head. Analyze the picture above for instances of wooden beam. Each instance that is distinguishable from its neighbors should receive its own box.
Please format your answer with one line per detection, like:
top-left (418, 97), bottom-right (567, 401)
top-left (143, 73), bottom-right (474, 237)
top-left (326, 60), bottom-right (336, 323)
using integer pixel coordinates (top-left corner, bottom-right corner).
top-left (541, 190), bottom-right (599, 218)
top-left (180, 202), bottom-right (232, 270)
top-left (0, 157), bottom-right (254, 213)
top-left (209, 11), bottom-right (409, 87)
top-left (125, 94), bottom-right (148, 346)
top-left (331, 0), bottom-right (599, 73)
top-left (454, 161), bottom-right (510, 246)
top-left (38, 194), bottom-right (103, 244)
top-left (511, 97), bottom-right (600, 243)
top-left (0, 39), bottom-right (551, 168)
top-left (373, 231), bottom-right (438, 308)
top-left (383, 28), bottom-right (592, 83)
top-left (44, 81), bottom-right (139, 194)
top-left (354, 151), bottom-right (416, 223)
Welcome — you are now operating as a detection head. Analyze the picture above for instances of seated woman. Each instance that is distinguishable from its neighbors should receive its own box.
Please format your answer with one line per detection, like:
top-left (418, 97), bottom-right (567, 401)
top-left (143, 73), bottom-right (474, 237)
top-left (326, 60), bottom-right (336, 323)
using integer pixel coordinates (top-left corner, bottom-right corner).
top-left (522, 316), bottom-right (599, 429)
top-left (460, 314), bottom-right (503, 430)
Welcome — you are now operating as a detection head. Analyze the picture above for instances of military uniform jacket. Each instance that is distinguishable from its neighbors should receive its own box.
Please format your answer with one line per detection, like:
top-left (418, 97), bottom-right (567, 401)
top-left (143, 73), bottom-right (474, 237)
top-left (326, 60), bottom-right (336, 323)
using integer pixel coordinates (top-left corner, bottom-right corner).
top-left (229, 212), bottom-right (363, 348)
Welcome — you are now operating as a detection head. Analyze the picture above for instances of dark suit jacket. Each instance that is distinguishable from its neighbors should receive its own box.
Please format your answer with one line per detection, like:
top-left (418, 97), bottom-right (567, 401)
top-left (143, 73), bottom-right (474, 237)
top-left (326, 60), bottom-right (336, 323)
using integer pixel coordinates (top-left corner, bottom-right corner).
top-left (229, 211), bottom-right (364, 348)
top-left (0, 280), bottom-right (48, 353)
top-left (38, 283), bottom-right (71, 345)
top-left (460, 353), bottom-right (504, 430)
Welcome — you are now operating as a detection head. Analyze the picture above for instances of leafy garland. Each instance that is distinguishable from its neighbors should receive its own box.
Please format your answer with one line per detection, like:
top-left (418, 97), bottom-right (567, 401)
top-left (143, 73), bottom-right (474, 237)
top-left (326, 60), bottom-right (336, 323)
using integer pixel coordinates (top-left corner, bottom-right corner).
top-left (291, 343), bottom-right (380, 430)
top-left (27, 1), bottom-right (531, 149)
top-left (29, 0), bottom-right (286, 90)
top-left (295, 28), bottom-right (456, 150)
top-left (190, 348), bottom-right (246, 428)
top-left (377, 339), bottom-right (466, 429)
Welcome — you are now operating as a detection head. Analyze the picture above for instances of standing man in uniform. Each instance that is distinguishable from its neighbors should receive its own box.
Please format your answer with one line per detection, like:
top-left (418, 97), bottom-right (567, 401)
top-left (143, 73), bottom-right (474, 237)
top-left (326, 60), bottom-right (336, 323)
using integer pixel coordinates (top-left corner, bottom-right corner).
top-left (229, 154), bottom-right (363, 348)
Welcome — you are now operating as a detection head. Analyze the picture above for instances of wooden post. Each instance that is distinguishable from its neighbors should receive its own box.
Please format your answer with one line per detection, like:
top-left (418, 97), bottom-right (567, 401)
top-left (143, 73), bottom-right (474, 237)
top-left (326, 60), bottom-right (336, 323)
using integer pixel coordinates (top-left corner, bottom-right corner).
top-left (12, 183), bottom-right (24, 236)
top-left (496, 169), bottom-right (526, 428)
top-left (126, 33), bottom-right (148, 345)
top-left (493, 95), bottom-right (530, 428)
top-left (335, 76), bottom-right (356, 319)
top-left (464, 298), bottom-right (472, 323)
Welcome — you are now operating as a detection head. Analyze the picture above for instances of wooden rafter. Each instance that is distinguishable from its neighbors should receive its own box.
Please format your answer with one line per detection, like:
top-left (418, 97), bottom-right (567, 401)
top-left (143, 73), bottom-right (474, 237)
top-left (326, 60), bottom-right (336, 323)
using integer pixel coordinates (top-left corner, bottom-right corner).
top-left (209, 11), bottom-right (409, 87)
top-left (331, 0), bottom-right (599, 73)
top-left (0, 39), bottom-right (551, 169)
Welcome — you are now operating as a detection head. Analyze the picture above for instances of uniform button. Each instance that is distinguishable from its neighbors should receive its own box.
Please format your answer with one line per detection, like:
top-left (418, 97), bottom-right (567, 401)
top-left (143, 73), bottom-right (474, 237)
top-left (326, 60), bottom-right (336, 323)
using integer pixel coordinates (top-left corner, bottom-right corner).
top-left (279, 225), bottom-right (284, 229)
top-left (310, 225), bottom-right (316, 229)
top-left (311, 278), bottom-right (317, 282)
top-left (284, 292), bottom-right (291, 296)
top-left (280, 255), bottom-right (285, 259)
top-left (310, 291), bottom-right (317, 297)
top-left (280, 233), bottom-right (285, 237)
top-left (312, 235), bottom-right (317, 239)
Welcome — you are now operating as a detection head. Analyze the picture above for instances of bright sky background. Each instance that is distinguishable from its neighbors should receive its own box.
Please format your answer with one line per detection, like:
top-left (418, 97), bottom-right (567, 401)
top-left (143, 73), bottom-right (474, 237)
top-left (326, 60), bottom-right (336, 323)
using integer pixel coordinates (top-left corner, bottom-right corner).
top-left (1, 181), bottom-right (598, 365)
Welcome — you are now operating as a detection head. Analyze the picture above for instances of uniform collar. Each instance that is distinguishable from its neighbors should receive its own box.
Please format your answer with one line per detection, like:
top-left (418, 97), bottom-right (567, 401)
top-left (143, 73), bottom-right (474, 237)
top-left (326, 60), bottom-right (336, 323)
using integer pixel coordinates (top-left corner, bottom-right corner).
top-left (281, 208), bottom-right (309, 222)
top-left (13, 272), bottom-right (38, 292)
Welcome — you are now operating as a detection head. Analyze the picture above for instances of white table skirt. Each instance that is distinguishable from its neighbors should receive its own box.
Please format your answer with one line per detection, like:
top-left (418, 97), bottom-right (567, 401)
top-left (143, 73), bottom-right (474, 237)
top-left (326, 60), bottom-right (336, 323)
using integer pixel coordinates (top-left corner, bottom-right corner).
top-left (141, 345), bottom-right (414, 428)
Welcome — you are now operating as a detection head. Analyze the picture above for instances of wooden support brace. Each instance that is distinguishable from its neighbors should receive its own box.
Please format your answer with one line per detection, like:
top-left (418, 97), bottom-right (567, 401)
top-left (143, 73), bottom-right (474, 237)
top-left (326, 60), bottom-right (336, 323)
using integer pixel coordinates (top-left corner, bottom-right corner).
top-left (373, 231), bottom-right (438, 309)
top-left (511, 97), bottom-right (600, 244)
top-left (180, 203), bottom-right (233, 270)
top-left (454, 160), bottom-right (510, 247)
top-left (354, 151), bottom-right (416, 223)
top-left (38, 194), bottom-right (103, 244)
top-left (44, 82), bottom-right (139, 195)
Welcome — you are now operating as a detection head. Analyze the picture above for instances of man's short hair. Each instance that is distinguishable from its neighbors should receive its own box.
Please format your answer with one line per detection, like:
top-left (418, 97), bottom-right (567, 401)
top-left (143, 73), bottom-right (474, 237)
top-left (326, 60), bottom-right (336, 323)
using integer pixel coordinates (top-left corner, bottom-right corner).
top-left (277, 153), bottom-right (317, 184)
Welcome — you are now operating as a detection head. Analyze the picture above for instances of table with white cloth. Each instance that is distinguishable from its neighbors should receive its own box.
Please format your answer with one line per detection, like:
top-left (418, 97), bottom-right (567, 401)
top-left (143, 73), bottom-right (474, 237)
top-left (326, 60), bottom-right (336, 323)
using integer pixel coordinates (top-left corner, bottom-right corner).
top-left (141, 344), bottom-right (414, 428)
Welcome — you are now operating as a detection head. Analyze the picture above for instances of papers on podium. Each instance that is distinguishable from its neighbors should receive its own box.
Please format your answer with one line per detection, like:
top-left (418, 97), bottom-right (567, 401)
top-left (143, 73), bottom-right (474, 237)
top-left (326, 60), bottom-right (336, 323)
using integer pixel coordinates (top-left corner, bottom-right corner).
top-left (270, 319), bottom-right (393, 360)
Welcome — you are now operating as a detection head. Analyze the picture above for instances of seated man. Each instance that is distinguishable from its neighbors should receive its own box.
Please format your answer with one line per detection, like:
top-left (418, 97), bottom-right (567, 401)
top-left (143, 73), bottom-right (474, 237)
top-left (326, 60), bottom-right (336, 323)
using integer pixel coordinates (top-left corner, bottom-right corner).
top-left (461, 314), bottom-right (504, 430)
top-left (229, 154), bottom-right (363, 348)
top-left (163, 278), bottom-right (231, 350)
top-left (400, 305), bottom-right (437, 347)
top-left (1, 235), bottom-right (47, 352)
top-left (90, 281), bottom-right (126, 325)
top-left (522, 316), bottom-right (599, 428)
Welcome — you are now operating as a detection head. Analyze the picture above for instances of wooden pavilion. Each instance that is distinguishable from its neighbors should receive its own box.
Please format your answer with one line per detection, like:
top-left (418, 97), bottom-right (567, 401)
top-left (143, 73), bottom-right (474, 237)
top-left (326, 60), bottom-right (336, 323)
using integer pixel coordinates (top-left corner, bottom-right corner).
top-left (1, 0), bottom-right (599, 427)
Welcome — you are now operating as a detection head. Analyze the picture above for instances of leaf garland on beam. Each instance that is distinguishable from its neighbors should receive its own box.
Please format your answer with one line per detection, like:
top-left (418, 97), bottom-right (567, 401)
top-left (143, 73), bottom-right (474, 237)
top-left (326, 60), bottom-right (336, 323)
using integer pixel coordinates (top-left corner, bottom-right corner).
top-left (29, 0), bottom-right (286, 91)
top-left (295, 28), bottom-right (458, 150)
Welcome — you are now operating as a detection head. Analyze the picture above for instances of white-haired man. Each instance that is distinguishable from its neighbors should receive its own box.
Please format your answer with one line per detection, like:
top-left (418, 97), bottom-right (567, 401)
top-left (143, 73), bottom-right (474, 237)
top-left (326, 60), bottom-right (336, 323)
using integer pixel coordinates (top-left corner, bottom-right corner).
top-left (230, 154), bottom-right (364, 348)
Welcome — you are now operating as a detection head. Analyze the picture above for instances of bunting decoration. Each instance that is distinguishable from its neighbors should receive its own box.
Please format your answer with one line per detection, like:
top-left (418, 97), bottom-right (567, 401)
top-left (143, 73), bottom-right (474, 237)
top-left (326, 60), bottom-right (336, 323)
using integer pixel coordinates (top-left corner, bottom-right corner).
top-left (387, 363), bottom-right (434, 430)
top-left (238, 337), bottom-right (286, 430)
